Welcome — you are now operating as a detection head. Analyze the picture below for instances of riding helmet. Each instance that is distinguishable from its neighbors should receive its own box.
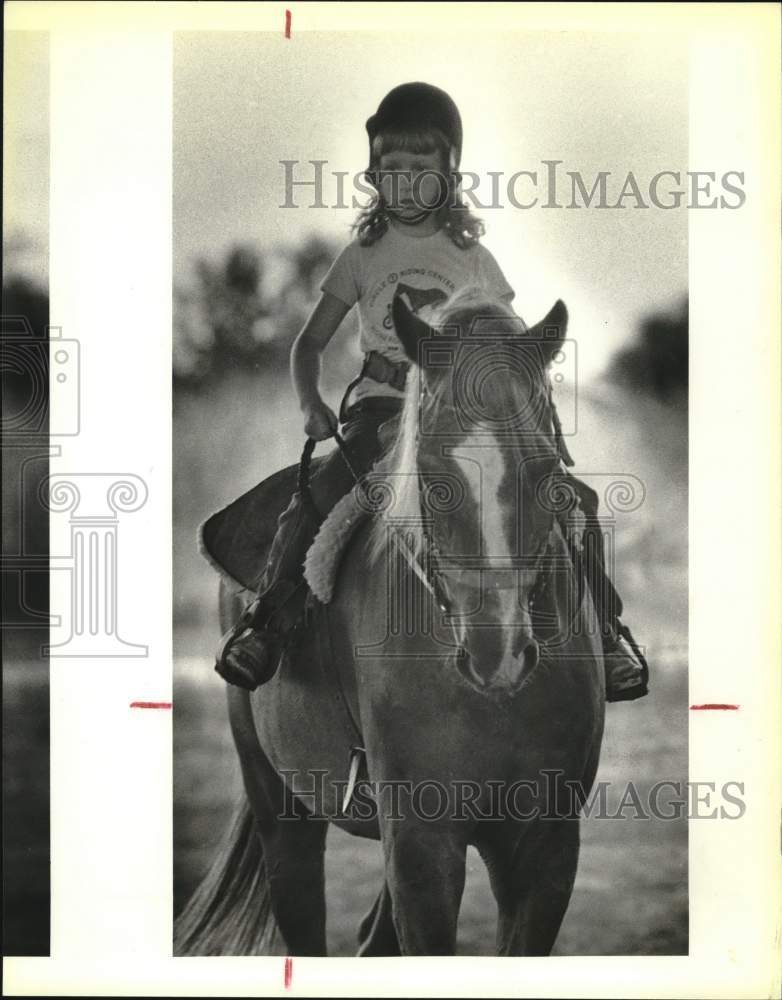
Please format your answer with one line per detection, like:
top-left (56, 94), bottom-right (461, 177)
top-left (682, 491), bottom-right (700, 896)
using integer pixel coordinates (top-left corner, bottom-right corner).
top-left (365, 82), bottom-right (463, 174)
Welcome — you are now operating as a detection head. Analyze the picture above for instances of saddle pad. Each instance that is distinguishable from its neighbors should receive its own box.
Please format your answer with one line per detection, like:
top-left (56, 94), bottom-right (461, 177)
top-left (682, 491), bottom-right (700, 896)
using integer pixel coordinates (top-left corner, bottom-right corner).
top-left (303, 487), bottom-right (369, 604)
top-left (198, 457), bottom-right (326, 592)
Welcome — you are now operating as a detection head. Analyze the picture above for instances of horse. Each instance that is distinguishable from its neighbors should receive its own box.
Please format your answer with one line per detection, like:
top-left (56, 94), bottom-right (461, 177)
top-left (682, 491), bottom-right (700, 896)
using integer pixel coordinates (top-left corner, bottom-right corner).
top-left (175, 289), bottom-right (606, 957)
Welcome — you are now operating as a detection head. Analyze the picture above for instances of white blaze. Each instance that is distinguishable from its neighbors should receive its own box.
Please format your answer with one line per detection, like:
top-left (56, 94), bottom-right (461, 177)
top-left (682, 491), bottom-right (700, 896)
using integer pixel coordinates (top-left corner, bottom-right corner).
top-left (451, 432), bottom-right (533, 665)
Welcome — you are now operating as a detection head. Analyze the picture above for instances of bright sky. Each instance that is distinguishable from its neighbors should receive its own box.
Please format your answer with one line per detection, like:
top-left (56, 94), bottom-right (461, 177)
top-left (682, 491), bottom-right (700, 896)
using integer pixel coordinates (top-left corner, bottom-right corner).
top-left (4, 31), bottom-right (48, 289)
top-left (174, 30), bottom-right (688, 379)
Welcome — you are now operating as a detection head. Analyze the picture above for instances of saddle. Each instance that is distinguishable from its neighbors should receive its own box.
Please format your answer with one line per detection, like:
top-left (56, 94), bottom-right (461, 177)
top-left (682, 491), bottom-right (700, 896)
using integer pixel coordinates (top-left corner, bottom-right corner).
top-left (200, 460), bottom-right (370, 612)
top-left (199, 455), bottom-right (327, 593)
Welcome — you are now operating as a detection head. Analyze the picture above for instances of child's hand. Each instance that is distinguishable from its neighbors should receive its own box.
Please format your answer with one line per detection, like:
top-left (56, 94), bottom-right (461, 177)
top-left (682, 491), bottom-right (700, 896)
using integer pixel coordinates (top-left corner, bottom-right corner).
top-left (303, 400), bottom-right (338, 441)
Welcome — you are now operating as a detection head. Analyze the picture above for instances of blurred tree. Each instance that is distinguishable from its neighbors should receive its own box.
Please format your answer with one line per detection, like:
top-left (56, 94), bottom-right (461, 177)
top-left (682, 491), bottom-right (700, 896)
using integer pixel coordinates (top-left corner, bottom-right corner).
top-left (2, 275), bottom-right (50, 618)
top-left (174, 235), bottom-right (338, 388)
top-left (2, 274), bottom-right (49, 340)
top-left (607, 297), bottom-right (688, 404)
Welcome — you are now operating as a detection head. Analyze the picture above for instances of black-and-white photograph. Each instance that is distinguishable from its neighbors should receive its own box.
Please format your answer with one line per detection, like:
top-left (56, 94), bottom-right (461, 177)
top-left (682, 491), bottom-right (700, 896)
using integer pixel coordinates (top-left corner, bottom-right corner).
top-left (172, 28), bottom-right (689, 957)
top-left (2, 3), bottom-right (780, 995)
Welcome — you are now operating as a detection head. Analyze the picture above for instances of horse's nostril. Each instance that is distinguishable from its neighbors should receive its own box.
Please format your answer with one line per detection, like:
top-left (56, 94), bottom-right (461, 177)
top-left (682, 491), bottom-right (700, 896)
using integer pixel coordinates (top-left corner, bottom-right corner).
top-left (454, 647), bottom-right (488, 689)
top-left (520, 641), bottom-right (539, 676)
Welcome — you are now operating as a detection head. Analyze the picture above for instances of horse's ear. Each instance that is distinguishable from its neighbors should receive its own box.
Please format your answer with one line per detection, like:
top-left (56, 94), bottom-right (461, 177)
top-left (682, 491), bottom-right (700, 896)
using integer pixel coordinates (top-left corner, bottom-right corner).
top-left (524, 299), bottom-right (568, 365)
top-left (393, 294), bottom-right (435, 365)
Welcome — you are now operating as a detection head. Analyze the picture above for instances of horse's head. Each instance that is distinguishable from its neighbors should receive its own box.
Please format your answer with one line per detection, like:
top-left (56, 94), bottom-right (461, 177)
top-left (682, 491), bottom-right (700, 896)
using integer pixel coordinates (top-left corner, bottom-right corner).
top-left (391, 287), bottom-right (568, 695)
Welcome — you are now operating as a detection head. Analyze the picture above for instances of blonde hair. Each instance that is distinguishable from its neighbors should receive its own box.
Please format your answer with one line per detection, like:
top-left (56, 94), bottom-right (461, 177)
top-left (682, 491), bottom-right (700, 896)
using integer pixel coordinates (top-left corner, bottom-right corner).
top-left (353, 126), bottom-right (485, 249)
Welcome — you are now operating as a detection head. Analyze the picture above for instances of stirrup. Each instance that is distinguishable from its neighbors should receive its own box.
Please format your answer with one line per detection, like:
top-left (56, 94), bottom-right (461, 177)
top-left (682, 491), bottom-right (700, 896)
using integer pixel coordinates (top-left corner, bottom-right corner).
top-left (604, 621), bottom-right (649, 703)
top-left (214, 590), bottom-right (279, 690)
top-left (214, 580), bottom-right (302, 690)
top-left (215, 619), bottom-right (285, 690)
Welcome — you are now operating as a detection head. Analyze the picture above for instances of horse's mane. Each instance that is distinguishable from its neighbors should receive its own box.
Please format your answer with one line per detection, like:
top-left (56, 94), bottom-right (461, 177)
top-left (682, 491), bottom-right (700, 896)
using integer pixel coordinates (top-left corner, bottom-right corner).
top-left (367, 363), bottom-right (426, 565)
top-left (367, 286), bottom-right (554, 565)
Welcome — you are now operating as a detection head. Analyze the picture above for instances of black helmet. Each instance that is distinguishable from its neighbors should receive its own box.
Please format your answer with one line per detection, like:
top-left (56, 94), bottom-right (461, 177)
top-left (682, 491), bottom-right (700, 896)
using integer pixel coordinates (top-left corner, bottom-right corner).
top-left (365, 82), bottom-right (463, 174)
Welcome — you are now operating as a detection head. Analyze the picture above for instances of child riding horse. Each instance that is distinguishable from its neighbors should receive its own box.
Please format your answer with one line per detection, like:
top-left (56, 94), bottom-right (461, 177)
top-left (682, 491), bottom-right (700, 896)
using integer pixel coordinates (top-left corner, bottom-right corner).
top-left (214, 81), bottom-right (648, 702)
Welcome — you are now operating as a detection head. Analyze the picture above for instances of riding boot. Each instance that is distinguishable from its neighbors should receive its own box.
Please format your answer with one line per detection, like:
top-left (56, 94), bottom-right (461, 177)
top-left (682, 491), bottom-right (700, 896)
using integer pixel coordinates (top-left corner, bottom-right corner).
top-left (570, 475), bottom-right (649, 702)
top-left (215, 490), bottom-right (323, 690)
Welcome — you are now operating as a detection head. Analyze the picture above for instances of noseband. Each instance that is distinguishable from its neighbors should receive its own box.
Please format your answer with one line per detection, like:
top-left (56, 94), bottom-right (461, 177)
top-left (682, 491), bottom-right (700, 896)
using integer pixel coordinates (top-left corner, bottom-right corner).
top-left (422, 524), bottom-right (558, 623)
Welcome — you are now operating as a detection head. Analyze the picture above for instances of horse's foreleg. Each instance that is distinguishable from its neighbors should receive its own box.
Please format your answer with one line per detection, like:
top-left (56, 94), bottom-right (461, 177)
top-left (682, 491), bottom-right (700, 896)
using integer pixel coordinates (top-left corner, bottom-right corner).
top-left (262, 808), bottom-right (328, 957)
top-left (380, 821), bottom-right (467, 955)
top-left (480, 818), bottom-right (581, 956)
top-left (228, 686), bottom-right (328, 956)
top-left (357, 883), bottom-right (400, 956)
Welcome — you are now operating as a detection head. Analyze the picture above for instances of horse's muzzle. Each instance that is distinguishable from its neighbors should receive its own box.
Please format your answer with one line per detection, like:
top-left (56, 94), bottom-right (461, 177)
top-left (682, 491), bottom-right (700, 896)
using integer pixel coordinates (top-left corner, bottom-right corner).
top-left (453, 636), bottom-right (540, 696)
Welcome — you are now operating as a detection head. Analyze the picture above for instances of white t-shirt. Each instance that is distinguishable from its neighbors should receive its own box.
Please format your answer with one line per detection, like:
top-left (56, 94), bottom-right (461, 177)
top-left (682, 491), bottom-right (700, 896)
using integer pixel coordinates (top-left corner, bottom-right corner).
top-left (321, 225), bottom-right (515, 401)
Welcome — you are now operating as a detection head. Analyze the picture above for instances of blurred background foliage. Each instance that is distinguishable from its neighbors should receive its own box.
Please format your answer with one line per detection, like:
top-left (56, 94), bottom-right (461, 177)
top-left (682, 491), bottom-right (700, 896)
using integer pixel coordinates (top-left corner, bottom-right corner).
top-left (2, 269), bottom-right (50, 624)
top-left (173, 235), bottom-right (358, 388)
top-left (172, 235), bottom-right (689, 404)
top-left (608, 297), bottom-right (688, 404)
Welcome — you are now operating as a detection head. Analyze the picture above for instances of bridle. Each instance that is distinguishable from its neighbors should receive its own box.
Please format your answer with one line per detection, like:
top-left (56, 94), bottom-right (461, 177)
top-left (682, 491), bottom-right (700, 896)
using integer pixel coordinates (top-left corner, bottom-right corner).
top-left (330, 370), bottom-right (567, 633)
top-left (329, 427), bottom-right (585, 653)
top-left (421, 523), bottom-right (558, 625)
top-left (415, 366), bottom-right (565, 619)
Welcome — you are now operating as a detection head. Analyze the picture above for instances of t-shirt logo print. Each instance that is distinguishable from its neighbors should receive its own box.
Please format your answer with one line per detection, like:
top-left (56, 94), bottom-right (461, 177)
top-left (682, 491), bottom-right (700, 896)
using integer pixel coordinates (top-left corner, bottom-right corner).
top-left (384, 282), bottom-right (449, 330)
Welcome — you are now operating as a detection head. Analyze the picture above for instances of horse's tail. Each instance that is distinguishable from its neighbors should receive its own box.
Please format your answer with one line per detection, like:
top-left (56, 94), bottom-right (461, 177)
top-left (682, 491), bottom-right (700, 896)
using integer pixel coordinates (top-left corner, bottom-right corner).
top-left (174, 796), bottom-right (277, 956)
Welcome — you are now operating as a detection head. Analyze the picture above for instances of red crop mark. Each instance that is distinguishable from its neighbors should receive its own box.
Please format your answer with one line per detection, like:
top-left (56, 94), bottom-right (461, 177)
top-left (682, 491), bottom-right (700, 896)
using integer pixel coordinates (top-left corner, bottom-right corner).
top-left (130, 701), bottom-right (172, 709)
top-left (689, 703), bottom-right (739, 711)
top-left (284, 956), bottom-right (293, 988)
top-left (285, 9), bottom-right (291, 38)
